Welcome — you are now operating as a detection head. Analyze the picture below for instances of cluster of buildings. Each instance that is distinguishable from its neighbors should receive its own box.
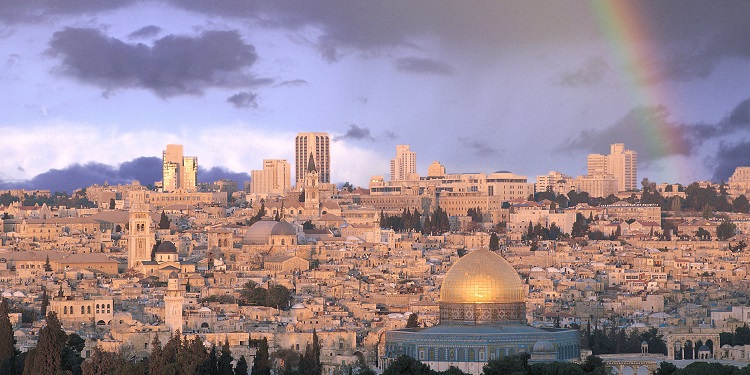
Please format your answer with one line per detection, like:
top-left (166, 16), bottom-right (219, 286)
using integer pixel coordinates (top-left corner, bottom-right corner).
top-left (4, 137), bottom-right (750, 374)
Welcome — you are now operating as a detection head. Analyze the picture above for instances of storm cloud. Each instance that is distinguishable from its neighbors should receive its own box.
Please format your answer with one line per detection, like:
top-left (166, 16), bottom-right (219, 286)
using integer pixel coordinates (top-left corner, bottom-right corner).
top-left (334, 124), bottom-right (375, 142)
top-left (0, 157), bottom-right (251, 193)
top-left (128, 25), bottom-right (162, 39)
top-left (47, 27), bottom-right (263, 97)
top-left (459, 138), bottom-right (499, 158)
top-left (395, 57), bottom-right (454, 76)
top-left (227, 92), bottom-right (259, 108)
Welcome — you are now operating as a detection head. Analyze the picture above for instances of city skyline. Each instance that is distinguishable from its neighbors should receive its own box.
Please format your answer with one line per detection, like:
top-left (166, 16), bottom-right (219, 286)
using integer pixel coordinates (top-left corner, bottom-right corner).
top-left (3, 2), bottom-right (750, 191)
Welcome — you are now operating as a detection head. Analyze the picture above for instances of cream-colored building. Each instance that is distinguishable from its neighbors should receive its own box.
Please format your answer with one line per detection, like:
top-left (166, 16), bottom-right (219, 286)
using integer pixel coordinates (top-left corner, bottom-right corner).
top-left (587, 143), bottom-right (637, 192)
top-left (251, 159), bottom-right (291, 197)
top-left (391, 145), bottom-right (417, 181)
top-left (50, 297), bottom-right (115, 327)
top-left (574, 174), bottom-right (619, 198)
top-left (295, 132), bottom-right (330, 185)
top-left (536, 171), bottom-right (575, 195)
top-left (162, 144), bottom-right (198, 192)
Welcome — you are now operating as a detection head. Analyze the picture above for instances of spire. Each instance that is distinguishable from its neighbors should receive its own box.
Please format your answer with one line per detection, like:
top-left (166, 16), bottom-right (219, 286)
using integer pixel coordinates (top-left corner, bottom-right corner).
top-left (307, 153), bottom-right (317, 173)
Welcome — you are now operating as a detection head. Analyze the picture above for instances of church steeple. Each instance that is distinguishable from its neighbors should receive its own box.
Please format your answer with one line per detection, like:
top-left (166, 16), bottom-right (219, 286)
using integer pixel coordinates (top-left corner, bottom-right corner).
top-left (307, 153), bottom-right (317, 173)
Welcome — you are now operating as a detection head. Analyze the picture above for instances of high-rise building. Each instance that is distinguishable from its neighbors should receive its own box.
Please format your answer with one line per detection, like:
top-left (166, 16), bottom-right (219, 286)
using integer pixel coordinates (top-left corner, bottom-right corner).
top-left (586, 143), bottom-right (637, 192)
top-left (162, 144), bottom-right (198, 192)
top-left (295, 132), bottom-right (330, 185)
top-left (390, 144), bottom-right (417, 181)
top-left (251, 159), bottom-right (291, 196)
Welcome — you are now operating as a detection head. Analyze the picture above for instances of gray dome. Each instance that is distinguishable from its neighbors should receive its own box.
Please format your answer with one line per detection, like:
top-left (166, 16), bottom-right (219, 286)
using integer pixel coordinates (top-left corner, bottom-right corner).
top-left (243, 219), bottom-right (277, 245)
top-left (156, 241), bottom-right (177, 253)
top-left (271, 221), bottom-right (296, 236)
top-left (532, 340), bottom-right (555, 353)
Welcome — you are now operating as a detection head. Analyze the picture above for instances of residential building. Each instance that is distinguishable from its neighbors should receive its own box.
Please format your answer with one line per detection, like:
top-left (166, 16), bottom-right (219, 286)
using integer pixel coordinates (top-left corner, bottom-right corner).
top-left (586, 143), bottom-right (637, 192)
top-left (251, 159), bottom-right (291, 196)
top-left (295, 132), bottom-right (330, 185)
top-left (390, 145), bottom-right (417, 181)
top-left (162, 144), bottom-right (198, 192)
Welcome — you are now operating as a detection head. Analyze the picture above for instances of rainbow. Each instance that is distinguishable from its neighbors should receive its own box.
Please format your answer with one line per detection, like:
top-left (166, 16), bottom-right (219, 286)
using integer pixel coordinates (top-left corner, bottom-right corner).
top-left (589, 1), bottom-right (691, 184)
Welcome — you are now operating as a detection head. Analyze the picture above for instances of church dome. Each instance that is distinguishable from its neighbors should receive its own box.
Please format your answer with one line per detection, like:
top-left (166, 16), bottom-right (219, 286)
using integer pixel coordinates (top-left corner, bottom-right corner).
top-left (243, 219), bottom-right (277, 245)
top-left (270, 220), bottom-right (296, 236)
top-left (156, 241), bottom-right (177, 253)
top-left (440, 249), bottom-right (525, 304)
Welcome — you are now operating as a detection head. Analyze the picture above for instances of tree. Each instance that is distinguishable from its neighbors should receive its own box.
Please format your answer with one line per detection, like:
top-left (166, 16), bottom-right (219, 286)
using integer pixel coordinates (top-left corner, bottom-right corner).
top-left (159, 211), bottom-right (171, 230)
top-left (654, 361), bottom-right (677, 375)
top-left (147, 335), bottom-right (164, 375)
top-left (716, 219), bottom-right (737, 241)
top-left (0, 298), bottom-right (16, 373)
top-left (109, 198), bottom-right (116, 209)
top-left (301, 330), bottom-right (321, 375)
top-left (82, 347), bottom-right (122, 375)
top-left (234, 355), bottom-right (248, 375)
top-left (218, 338), bottom-right (233, 375)
top-left (44, 255), bottom-right (51, 272)
top-left (27, 312), bottom-right (66, 375)
top-left (62, 333), bottom-right (85, 375)
top-left (695, 227), bottom-right (711, 241)
top-left (406, 313), bottom-right (419, 328)
top-left (266, 285), bottom-right (292, 309)
top-left (40, 288), bottom-right (49, 319)
top-left (489, 232), bottom-right (499, 251)
top-left (734, 195), bottom-right (750, 213)
top-left (251, 338), bottom-right (271, 375)
top-left (382, 355), bottom-right (431, 375)
top-left (482, 353), bottom-right (529, 375)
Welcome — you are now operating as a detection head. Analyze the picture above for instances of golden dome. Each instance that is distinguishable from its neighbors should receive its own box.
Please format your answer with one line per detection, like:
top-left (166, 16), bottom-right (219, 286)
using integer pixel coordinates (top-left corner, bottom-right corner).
top-left (440, 248), bottom-right (525, 304)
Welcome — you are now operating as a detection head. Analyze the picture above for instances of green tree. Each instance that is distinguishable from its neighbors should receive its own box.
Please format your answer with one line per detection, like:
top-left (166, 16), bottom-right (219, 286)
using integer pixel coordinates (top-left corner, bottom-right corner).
top-left (489, 233), bottom-right (499, 251)
top-left (406, 313), bottom-right (419, 328)
top-left (382, 355), bottom-right (432, 375)
top-left (147, 335), bottom-right (164, 375)
top-left (482, 353), bottom-right (529, 375)
top-left (81, 347), bottom-right (122, 375)
top-left (251, 338), bottom-right (271, 375)
top-left (580, 355), bottom-right (608, 375)
top-left (234, 355), bottom-right (249, 375)
top-left (0, 298), bottom-right (17, 373)
top-left (109, 198), bottom-right (116, 209)
top-left (734, 195), bottom-right (750, 213)
top-left (266, 285), bottom-right (292, 309)
top-left (62, 333), bottom-right (85, 375)
top-left (695, 227), bottom-right (711, 241)
top-left (218, 338), bottom-right (233, 375)
top-left (27, 312), bottom-right (67, 375)
top-left (716, 219), bottom-right (737, 241)
top-left (158, 211), bottom-right (171, 230)
top-left (44, 255), bottom-right (52, 272)
top-left (301, 330), bottom-right (321, 375)
top-left (654, 361), bottom-right (677, 375)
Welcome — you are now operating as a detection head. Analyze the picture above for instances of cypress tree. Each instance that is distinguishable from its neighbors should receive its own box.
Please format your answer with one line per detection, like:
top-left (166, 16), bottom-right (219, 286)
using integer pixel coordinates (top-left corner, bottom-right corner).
top-left (218, 338), bottom-right (233, 375)
top-left (234, 355), bottom-right (248, 375)
top-left (40, 288), bottom-right (49, 317)
top-left (251, 337), bottom-right (271, 375)
top-left (0, 298), bottom-right (16, 372)
top-left (27, 312), bottom-right (66, 375)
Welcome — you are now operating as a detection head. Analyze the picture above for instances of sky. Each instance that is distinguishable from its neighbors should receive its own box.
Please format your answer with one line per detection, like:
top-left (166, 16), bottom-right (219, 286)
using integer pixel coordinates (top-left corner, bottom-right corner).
top-left (3, 1), bottom-right (750, 193)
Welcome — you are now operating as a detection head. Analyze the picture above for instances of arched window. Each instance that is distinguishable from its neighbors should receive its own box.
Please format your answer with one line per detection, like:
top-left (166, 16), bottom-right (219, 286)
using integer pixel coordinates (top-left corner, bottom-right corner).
top-left (87, 306), bottom-right (91, 314)
top-left (64, 306), bottom-right (68, 314)
top-left (81, 306), bottom-right (85, 314)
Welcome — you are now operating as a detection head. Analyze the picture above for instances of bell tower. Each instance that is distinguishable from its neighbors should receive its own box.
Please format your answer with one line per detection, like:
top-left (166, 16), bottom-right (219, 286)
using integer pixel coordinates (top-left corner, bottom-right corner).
top-left (164, 273), bottom-right (184, 332)
top-left (128, 190), bottom-right (153, 269)
top-left (304, 153), bottom-right (320, 215)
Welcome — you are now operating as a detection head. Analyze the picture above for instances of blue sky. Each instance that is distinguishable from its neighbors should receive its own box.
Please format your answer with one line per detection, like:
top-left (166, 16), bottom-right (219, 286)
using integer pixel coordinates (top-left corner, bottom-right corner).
top-left (3, 1), bottom-right (750, 192)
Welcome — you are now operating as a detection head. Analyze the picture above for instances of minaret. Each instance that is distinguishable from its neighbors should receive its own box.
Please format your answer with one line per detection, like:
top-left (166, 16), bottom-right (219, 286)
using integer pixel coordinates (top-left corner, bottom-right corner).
top-left (127, 190), bottom-right (153, 269)
top-left (164, 273), bottom-right (184, 332)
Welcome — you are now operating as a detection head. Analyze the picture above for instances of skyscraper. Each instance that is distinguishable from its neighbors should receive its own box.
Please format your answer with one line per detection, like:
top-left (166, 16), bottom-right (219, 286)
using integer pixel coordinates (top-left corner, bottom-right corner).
top-left (251, 159), bottom-right (291, 196)
top-left (586, 143), bottom-right (637, 192)
top-left (390, 144), bottom-right (417, 181)
top-left (162, 144), bottom-right (198, 192)
top-left (295, 132), bottom-right (330, 185)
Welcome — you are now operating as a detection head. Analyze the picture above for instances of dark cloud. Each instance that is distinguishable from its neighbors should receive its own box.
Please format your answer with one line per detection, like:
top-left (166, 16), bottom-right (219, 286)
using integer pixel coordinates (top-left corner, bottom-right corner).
top-left (712, 141), bottom-right (750, 182)
top-left (0, 157), bottom-right (161, 193)
top-left (199, 166), bottom-right (250, 184)
top-left (276, 79), bottom-right (308, 87)
top-left (0, 0), bottom-right (136, 23)
top-left (557, 57), bottom-right (609, 87)
top-left (557, 106), bottom-right (696, 163)
top-left (0, 157), bottom-right (251, 193)
top-left (383, 131), bottom-right (397, 140)
top-left (394, 57), bottom-right (454, 76)
top-left (128, 25), bottom-right (162, 39)
top-left (558, 98), bottom-right (750, 167)
top-left (334, 124), bottom-right (375, 142)
top-left (458, 138), bottom-right (499, 158)
top-left (227, 92), bottom-right (258, 108)
top-left (47, 27), bottom-right (264, 97)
